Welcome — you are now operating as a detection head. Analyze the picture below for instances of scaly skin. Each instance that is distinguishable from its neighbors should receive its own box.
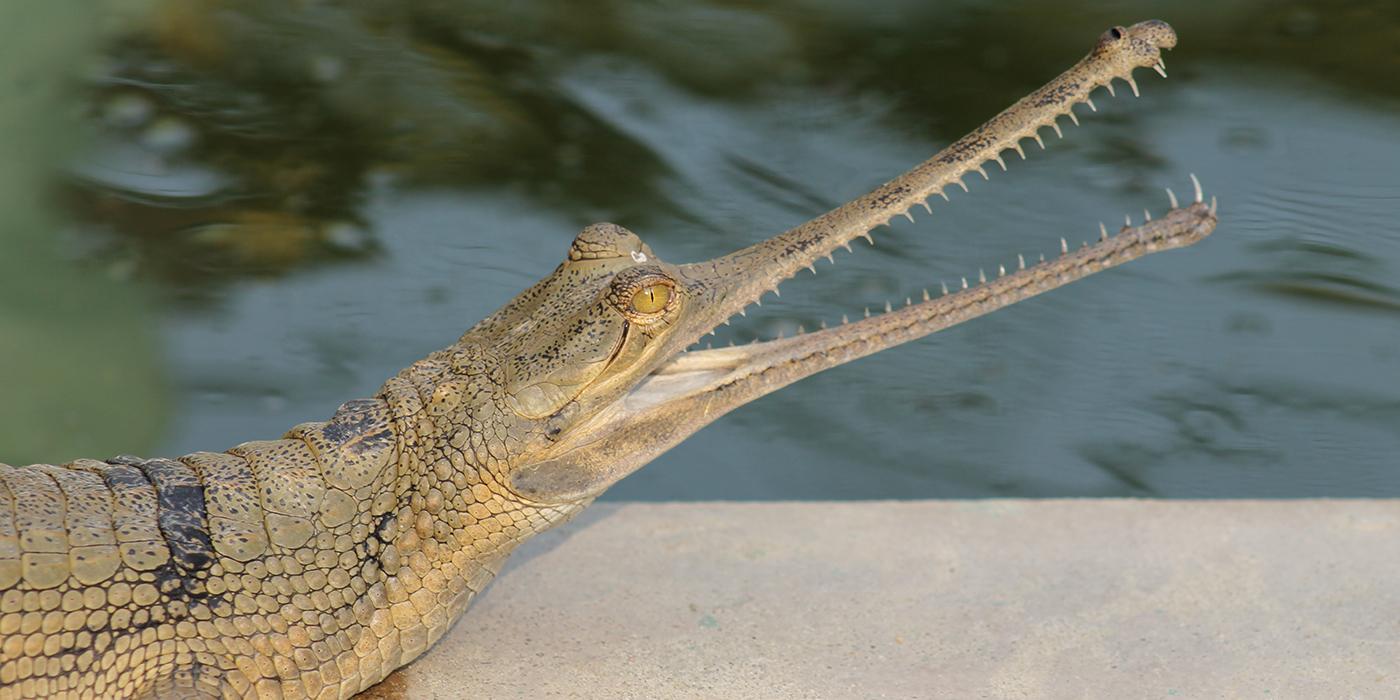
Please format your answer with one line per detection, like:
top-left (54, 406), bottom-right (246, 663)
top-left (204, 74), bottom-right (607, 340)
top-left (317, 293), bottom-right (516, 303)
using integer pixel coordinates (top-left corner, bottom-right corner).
top-left (0, 21), bottom-right (1217, 699)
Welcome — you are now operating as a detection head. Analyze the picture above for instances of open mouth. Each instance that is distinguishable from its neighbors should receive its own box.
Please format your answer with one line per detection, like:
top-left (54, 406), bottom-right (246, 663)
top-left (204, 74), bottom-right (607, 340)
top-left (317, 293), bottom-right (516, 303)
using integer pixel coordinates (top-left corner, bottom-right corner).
top-left (638, 19), bottom-right (1216, 402)
top-left (642, 184), bottom-right (1216, 405)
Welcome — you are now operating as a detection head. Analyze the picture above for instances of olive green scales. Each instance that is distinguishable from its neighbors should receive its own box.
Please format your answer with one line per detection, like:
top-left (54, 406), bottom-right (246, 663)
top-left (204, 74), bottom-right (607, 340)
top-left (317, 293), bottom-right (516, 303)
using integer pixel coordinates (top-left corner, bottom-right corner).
top-left (0, 20), bottom-right (1216, 699)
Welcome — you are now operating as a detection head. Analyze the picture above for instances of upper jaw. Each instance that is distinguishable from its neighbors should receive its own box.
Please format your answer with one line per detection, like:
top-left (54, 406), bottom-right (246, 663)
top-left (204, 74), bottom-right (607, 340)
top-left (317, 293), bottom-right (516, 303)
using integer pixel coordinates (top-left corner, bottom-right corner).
top-left (670, 20), bottom-right (1180, 351)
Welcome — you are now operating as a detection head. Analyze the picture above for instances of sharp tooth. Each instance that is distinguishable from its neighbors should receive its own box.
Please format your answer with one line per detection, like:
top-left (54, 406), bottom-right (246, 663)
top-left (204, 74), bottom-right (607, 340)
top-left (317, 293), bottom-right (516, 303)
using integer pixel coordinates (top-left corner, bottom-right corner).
top-left (956, 178), bottom-right (969, 192)
top-left (978, 269), bottom-right (987, 284)
top-left (1060, 237), bottom-right (1069, 255)
top-left (1017, 254), bottom-right (1026, 270)
top-left (722, 318), bottom-right (730, 325)
top-left (1099, 222), bottom-right (1109, 241)
top-left (771, 287), bottom-right (780, 297)
top-left (941, 281), bottom-right (949, 295)
top-left (997, 264), bottom-right (1006, 277)
top-left (755, 298), bottom-right (762, 306)
top-left (993, 155), bottom-right (1007, 171)
top-left (806, 264), bottom-right (817, 274)
top-left (1210, 196), bottom-right (1218, 215)
top-left (1085, 97), bottom-right (1097, 112)
top-left (841, 314), bottom-right (849, 324)
top-left (975, 165), bottom-right (989, 180)
top-left (922, 288), bottom-right (931, 301)
top-left (1153, 62), bottom-right (1168, 79)
top-left (864, 307), bottom-right (871, 318)
top-left (938, 189), bottom-right (950, 201)
top-left (1013, 143), bottom-right (1026, 159)
top-left (902, 211), bottom-right (915, 223)
top-left (920, 200), bottom-right (933, 214)
top-left (797, 325), bottom-right (805, 335)
top-left (1124, 213), bottom-right (1132, 228)
top-left (1143, 208), bottom-right (1152, 222)
top-left (1166, 187), bottom-right (1179, 209)
top-left (1039, 253), bottom-right (1045, 263)
top-left (961, 277), bottom-right (969, 289)
top-left (1127, 76), bottom-right (1140, 97)
top-left (1033, 132), bottom-right (1046, 149)
top-left (860, 231), bottom-right (875, 245)
top-left (885, 301), bottom-right (893, 313)
top-left (1049, 120), bottom-right (1063, 138)
top-left (739, 308), bottom-right (747, 317)
top-left (825, 254), bottom-right (835, 264)
top-left (1104, 82), bottom-right (1116, 97)
top-left (1190, 173), bottom-right (1203, 203)
top-left (820, 320), bottom-right (828, 329)
top-left (841, 242), bottom-right (853, 252)
top-left (1067, 111), bottom-right (1079, 127)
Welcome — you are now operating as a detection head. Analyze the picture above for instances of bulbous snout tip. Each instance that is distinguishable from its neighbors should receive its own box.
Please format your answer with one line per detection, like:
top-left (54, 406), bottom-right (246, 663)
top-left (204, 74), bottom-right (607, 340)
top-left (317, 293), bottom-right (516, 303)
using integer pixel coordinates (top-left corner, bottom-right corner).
top-left (1130, 19), bottom-right (1177, 50)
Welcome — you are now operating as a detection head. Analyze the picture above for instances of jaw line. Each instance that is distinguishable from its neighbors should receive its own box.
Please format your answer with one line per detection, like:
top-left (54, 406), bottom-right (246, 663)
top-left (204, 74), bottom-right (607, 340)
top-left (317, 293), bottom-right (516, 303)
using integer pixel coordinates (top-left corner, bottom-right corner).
top-left (623, 197), bottom-right (1217, 426)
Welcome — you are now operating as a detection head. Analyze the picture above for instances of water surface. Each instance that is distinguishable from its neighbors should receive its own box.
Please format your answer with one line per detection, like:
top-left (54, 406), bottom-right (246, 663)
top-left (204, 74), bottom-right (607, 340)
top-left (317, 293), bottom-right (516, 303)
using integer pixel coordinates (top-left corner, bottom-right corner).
top-left (2, 1), bottom-right (1396, 499)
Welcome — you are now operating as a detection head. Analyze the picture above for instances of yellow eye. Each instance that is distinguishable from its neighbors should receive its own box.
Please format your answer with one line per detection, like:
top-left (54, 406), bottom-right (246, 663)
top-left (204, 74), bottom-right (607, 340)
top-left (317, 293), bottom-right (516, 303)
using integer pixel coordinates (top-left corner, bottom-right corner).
top-left (630, 284), bottom-right (671, 314)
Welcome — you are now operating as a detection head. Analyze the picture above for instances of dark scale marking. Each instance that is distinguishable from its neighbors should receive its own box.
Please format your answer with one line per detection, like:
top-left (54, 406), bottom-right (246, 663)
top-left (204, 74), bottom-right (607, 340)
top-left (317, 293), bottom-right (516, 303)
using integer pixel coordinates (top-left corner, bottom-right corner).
top-left (102, 460), bottom-right (151, 492)
top-left (151, 560), bottom-right (225, 613)
top-left (323, 399), bottom-right (386, 442)
top-left (871, 184), bottom-right (911, 209)
top-left (353, 429), bottom-right (395, 456)
top-left (1034, 80), bottom-right (1082, 107)
top-left (113, 456), bottom-right (215, 573)
top-left (374, 513), bottom-right (397, 543)
top-left (936, 134), bottom-right (994, 164)
top-left (100, 457), bottom-right (159, 567)
top-left (322, 418), bottom-right (356, 443)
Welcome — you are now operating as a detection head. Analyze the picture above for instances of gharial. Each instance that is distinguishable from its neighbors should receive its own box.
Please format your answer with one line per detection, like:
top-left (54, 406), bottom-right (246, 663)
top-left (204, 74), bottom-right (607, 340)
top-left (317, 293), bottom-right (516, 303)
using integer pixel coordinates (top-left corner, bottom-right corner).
top-left (0, 19), bottom-right (1216, 699)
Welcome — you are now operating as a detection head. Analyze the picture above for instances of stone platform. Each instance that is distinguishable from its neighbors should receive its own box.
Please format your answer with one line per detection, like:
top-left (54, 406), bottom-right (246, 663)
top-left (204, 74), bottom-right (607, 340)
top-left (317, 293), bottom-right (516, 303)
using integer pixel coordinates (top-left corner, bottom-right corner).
top-left (364, 500), bottom-right (1400, 698)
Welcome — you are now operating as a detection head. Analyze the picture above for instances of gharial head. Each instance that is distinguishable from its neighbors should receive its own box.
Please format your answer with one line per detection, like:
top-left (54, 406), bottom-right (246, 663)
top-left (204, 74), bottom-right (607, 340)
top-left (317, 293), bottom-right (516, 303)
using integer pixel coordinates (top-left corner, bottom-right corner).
top-left (440, 19), bottom-right (1215, 506)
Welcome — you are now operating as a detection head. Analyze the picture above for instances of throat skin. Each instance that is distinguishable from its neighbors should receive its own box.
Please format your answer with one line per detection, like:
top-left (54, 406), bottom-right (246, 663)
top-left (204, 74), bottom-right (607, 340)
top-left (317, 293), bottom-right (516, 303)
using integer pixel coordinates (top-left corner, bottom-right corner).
top-left (0, 20), bottom-right (1216, 700)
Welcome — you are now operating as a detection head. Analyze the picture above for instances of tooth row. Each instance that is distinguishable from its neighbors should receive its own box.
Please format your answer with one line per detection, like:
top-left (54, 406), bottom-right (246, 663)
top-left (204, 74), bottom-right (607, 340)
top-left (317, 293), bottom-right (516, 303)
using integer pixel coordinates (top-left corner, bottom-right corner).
top-left (698, 175), bottom-right (1213, 348)
top-left (875, 65), bottom-right (1171, 230)
top-left (700, 66), bottom-right (1178, 349)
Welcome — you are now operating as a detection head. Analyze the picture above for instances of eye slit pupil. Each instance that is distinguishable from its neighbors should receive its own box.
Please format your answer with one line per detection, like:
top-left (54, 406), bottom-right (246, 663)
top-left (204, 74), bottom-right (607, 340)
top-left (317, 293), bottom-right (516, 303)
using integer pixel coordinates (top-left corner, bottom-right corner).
top-left (630, 283), bottom-right (671, 314)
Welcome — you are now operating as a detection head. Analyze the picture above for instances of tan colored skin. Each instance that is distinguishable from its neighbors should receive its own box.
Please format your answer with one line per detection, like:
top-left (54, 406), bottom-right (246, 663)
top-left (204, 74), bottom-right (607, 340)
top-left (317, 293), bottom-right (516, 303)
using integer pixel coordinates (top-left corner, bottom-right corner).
top-left (0, 20), bottom-right (1216, 699)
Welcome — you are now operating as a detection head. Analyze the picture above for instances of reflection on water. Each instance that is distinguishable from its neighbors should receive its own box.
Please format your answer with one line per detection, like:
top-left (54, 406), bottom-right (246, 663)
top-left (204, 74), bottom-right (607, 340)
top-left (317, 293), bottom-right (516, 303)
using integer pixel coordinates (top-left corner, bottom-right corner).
top-left (3, 0), bottom-right (1397, 498)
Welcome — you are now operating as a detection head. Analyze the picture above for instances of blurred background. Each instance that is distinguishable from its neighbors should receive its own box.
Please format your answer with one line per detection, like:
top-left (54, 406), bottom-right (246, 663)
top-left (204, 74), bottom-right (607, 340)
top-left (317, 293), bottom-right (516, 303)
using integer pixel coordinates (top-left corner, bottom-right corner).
top-left (1, 0), bottom-right (1396, 499)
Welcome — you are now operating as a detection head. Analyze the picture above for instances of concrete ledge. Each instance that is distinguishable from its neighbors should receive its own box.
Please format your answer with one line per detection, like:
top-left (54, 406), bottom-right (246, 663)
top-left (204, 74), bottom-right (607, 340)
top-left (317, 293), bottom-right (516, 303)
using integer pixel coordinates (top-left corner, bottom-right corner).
top-left (367, 501), bottom-right (1400, 698)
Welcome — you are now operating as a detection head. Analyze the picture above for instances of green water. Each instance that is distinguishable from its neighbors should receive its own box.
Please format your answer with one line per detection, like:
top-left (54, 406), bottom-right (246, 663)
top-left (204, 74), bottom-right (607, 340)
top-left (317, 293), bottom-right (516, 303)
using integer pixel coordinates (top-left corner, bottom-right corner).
top-left (2, 1), bottom-right (1397, 499)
